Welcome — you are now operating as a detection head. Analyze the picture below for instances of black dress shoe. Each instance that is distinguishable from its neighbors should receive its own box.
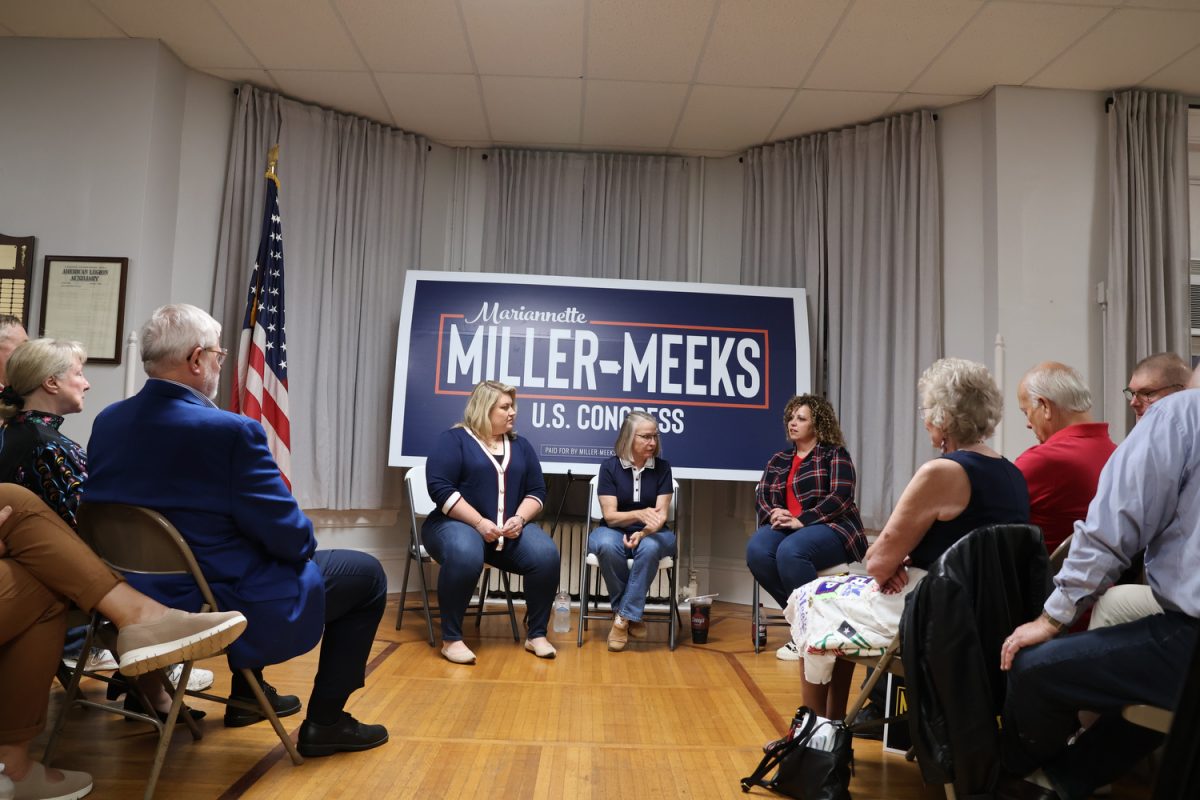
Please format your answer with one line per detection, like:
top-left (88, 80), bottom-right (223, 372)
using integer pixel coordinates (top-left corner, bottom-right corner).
top-left (223, 681), bottom-right (302, 728)
top-left (123, 694), bottom-right (207, 723)
top-left (994, 772), bottom-right (1061, 800)
top-left (848, 703), bottom-right (884, 740)
top-left (297, 713), bottom-right (389, 757)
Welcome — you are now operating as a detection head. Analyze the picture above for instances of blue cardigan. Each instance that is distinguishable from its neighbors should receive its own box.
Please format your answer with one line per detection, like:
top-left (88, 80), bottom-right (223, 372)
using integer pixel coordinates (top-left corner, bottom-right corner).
top-left (425, 428), bottom-right (546, 525)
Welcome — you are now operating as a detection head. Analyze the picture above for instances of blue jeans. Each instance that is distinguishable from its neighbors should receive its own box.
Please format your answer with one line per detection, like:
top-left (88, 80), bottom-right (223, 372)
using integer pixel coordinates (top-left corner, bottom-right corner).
top-left (421, 517), bottom-right (560, 641)
top-left (745, 523), bottom-right (849, 608)
top-left (1003, 611), bottom-right (1198, 799)
top-left (587, 527), bottom-right (677, 623)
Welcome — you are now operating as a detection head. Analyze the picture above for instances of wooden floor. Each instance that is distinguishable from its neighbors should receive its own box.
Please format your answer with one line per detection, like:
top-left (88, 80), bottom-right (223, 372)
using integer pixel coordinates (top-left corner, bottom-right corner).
top-left (35, 598), bottom-right (1152, 799)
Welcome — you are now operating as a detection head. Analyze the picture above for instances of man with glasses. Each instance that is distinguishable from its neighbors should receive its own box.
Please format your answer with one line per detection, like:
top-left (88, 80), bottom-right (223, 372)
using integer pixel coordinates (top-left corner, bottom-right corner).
top-left (1124, 352), bottom-right (1190, 420)
top-left (85, 304), bottom-right (390, 758)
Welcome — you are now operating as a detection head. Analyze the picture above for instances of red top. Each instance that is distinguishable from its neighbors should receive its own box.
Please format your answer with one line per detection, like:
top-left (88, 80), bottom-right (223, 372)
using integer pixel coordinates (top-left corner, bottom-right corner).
top-left (1015, 422), bottom-right (1116, 553)
top-left (786, 450), bottom-right (806, 516)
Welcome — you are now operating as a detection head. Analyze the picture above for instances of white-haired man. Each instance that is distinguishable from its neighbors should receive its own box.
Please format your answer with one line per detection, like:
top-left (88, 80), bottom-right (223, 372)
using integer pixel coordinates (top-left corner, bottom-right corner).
top-left (1000, 380), bottom-right (1200, 799)
top-left (1014, 362), bottom-right (1115, 554)
top-left (85, 303), bottom-right (388, 757)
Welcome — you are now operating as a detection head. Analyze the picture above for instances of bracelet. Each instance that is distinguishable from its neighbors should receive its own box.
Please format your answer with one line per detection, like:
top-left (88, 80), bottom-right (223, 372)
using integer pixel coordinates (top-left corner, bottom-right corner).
top-left (514, 514), bottom-right (526, 526)
top-left (473, 518), bottom-right (488, 530)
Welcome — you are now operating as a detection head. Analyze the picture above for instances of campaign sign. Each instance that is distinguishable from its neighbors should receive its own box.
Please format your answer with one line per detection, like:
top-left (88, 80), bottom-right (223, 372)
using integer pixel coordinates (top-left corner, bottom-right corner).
top-left (388, 271), bottom-right (809, 481)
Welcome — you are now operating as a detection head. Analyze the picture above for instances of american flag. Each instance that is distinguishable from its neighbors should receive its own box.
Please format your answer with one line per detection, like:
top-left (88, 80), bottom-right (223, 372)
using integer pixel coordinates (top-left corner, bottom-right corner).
top-left (232, 149), bottom-right (292, 489)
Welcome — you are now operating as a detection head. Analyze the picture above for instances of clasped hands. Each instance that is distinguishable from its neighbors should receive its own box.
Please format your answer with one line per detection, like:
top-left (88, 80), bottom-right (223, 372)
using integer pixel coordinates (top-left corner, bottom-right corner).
top-left (473, 515), bottom-right (525, 543)
top-left (768, 508), bottom-right (804, 531)
top-left (625, 508), bottom-right (666, 546)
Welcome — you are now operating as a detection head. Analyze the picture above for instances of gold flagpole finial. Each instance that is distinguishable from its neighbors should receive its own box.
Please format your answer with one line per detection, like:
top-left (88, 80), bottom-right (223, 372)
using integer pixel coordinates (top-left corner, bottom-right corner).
top-left (265, 144), bottom-right (280, 189)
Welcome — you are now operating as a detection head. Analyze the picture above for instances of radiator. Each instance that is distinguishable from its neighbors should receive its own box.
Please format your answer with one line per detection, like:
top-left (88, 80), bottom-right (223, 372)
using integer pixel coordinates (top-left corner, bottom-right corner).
top-left (481, 517), bottom-right (676, 603)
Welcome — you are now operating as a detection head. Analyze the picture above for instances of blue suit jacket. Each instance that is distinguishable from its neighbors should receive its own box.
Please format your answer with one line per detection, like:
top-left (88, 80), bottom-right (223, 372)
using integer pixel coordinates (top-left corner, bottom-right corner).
top-left (85, 379), bottom-right (324, 669)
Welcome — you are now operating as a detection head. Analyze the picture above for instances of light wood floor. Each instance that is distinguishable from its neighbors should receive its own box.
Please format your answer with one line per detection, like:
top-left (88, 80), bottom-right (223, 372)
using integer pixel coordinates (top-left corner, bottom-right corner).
top-left (35, 598), bottom-right (1153, 799)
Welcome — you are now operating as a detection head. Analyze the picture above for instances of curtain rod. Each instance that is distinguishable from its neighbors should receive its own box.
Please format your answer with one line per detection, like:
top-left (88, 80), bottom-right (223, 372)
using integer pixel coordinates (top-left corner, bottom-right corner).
top-left (1104, 97), bottom-right (1200, 113)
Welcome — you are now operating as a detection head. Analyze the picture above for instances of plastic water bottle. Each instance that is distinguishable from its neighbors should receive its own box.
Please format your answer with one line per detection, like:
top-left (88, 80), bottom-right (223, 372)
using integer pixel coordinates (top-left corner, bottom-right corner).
top-left (0, 763), bottom-right (14, 800)
top-left (552, 589), bottom-right (571, 633)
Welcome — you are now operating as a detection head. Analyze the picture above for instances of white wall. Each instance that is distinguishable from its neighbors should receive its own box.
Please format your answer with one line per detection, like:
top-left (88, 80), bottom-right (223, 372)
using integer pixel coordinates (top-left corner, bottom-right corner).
top-left (0, 38), bottom-right (233, 442)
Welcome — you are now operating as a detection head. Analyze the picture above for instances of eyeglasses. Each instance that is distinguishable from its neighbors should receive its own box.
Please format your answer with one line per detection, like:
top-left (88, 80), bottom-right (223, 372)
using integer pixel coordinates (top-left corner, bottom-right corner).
top-left (1122, 384), bottom-right (1183, 403)
top-left (201, 346), bottom-right (228, 366)
top-left (635, 433), bottom-right (660, 441)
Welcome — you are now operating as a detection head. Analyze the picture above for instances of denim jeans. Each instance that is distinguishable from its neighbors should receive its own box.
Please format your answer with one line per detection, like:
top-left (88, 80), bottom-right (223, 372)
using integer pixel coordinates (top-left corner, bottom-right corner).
top-left (745, 523), bottom-right (850, 608)
top-left (587, 527), bottom-right (677, 623)
top-left (421, 517), bottom-right (560, 641)
top-left (1003, 610), bottom-right (1198, 799)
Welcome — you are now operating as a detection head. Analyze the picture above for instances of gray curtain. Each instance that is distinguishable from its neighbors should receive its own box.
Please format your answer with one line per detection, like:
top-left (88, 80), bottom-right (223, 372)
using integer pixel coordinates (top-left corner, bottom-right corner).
top-left (1105, 90), bottom-right (1190, 437)
top-left (481, 149), bottom-right (691, 279)
top-left (741, 111), bottom-right (942, 527)
top-left (214, 85), bottom-right (427, 509)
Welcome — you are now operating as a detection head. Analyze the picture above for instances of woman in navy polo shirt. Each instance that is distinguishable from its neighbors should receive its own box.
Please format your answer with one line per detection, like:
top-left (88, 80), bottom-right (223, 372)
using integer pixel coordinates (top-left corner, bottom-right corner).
top-left (746, 394), bottom-right (866, 661)
top-left (423, 380), bottom-right (561, 665)
top-left (587, 411), bottom-right (675, 652)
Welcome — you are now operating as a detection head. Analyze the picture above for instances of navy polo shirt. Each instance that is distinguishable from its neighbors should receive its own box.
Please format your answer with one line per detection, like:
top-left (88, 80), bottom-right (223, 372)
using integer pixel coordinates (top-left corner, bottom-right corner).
top-left (597, 455), bottom-right (673, 532)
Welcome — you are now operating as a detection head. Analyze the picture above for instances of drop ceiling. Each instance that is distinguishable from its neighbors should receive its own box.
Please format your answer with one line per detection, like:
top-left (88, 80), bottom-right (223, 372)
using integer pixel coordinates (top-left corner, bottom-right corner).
top-left (2, 0), bottom-right (1198, 156)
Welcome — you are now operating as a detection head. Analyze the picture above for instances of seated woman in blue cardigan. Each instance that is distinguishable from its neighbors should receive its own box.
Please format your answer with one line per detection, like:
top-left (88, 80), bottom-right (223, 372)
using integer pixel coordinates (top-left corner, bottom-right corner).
top-left (423, 380), bottom-right (561, 665)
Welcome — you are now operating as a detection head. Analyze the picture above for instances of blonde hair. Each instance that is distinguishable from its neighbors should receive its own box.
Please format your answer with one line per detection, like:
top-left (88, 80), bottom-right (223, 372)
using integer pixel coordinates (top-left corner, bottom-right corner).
top-left (456, 380), bottom-right (517, 441)
top-left (0, 338), bottom-right (87, 421)
top-left (613, 411), bottom-right (661, 462)
top-left (919, 358), bottom-right (1003, 445)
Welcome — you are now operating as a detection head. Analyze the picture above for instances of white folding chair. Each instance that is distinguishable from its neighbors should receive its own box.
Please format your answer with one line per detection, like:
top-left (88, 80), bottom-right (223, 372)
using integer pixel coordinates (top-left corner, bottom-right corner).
top-left (394, 464), bottom-right (520, 644)
top-left (577, 475), bottom-right (683, 649)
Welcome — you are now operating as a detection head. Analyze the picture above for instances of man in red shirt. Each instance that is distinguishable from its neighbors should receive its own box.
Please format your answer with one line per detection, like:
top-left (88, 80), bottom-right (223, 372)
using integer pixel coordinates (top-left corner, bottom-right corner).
top-left (1015, 362), bottom-right (1116, 554)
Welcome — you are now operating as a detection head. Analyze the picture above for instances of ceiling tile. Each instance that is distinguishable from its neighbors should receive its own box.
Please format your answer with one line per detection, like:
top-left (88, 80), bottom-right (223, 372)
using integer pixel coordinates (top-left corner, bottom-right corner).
top-left (481, 76), bottom-right (581, 144)
top-left (270, 70), bottom-right (391, 123)
top-left (581, 80), bottom-right (687, 149)
top-left (910, 2), bottom-right (1109, 95)
top-left (461, 0), bottom-right (583, 78)
top-left (695, 0), bottom-right (848, 88)
top-left (1140, 45), bottom-right (1200, 96)
top-left (1019, 0), bottom-right (1121, 5)
top-left (773, 90), bottom-right (898, 140)
top-left (888, 92), bottom-right (978, 115)
top-left (92, 0), bottom-right (258, 68)
top-left (0, 23), bottom-right (13, 35)
top-left (587, 0), bottom-right (716, 83)
top-left (1030, 8), bottom-right (1200, 90)
top-left (377, 73), bottom-right (489, 141)
top-left (210, 0), bottom-right (364, 71)
top-left (204, 68), bottom-right (280, 90)
top-left (334, 0), bottom-right (473, 73)
top-left (673, 84), bottom-right (793, 152)
top-left (0, 0), bottom-right (124, 37)
top-left (805, 0), bottom-right (984, 92)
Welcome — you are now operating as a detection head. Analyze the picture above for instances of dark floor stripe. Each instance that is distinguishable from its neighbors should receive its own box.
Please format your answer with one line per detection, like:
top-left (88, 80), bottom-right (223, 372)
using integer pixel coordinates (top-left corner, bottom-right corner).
top-left (725, 651), bottom-right (787, 735)
top-left (217, 640), bottom-right (402, 799)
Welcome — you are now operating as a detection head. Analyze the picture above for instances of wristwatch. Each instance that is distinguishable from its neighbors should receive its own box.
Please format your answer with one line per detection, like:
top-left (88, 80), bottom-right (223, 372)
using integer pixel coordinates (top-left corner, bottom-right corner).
top-left (1039, 610), bottom-right (1067, 633)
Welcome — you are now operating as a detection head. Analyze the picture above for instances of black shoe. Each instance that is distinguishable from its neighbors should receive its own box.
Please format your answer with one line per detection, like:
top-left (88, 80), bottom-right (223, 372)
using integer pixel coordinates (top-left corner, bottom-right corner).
top-left (848, 703), bottom-right (884, 740)
top-left (297, 713), bottom-right (389, 757)
top-left (223, 681), bottom-right (302, 728)
top-left (123, 693), bottom-right (207, 723)
top-left (994, 772), bottom-right (1060, 800)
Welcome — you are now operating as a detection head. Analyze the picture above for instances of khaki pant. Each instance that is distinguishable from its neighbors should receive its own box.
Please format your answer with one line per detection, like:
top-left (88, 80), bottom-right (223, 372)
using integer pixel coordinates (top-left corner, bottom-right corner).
top-left (0, 485), bottom-right (121, 743)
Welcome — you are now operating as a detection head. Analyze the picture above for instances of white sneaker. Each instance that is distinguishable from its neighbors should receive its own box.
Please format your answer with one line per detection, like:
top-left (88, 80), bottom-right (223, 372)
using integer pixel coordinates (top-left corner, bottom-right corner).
top-left (63, 648), bottom-right (119, 672)
top-left (166, 664), bottom-right (215, 691)
top-left (776, 641), bottom-right (800, 661)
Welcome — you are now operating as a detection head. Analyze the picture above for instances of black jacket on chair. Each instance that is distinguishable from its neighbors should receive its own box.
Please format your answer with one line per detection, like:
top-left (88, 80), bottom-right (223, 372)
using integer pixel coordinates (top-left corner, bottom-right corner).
top-left (900, 524), bottom-right (1051, 799)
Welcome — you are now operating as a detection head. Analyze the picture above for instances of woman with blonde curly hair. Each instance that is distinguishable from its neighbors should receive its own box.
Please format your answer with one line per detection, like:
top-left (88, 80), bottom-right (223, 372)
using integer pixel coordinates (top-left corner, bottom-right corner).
top-left (746, 393), bottom-right (867, 661)
top-left (789, 358), bottom-right (1030, 720)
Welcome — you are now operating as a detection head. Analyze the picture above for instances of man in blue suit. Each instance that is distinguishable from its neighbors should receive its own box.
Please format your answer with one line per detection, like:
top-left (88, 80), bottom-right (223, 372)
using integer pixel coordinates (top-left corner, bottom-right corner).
top-left (86, 303), bottom-right (388, 758)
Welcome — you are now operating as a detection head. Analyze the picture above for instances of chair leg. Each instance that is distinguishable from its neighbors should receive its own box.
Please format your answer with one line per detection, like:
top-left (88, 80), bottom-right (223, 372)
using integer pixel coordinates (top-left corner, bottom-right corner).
top-left (44, 612), bottom-right (102, 764)
top-left (668, 566), bottom-right (678, 651)
top-left (141, 660), bottom-right (198, 800)
top-left (577, 557), bottom-right (589, 647)
top-left (416, 555), bottom-right (437, 647)
top-left (239, 667), bottom-right (304, 766)
top-left (752, 582), bottom-right (762, 654)
top-left (475, 568), bottom-right (490, 629)
top-left (500, 571), bottom-right (520, 641)
top-left (395, 540), bottom-right (416, 630)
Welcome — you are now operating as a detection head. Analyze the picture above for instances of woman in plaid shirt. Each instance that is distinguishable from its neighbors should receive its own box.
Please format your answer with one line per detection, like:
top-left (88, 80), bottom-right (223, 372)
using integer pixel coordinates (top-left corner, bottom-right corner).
top-left (746, 394), bottom-right (866, 661)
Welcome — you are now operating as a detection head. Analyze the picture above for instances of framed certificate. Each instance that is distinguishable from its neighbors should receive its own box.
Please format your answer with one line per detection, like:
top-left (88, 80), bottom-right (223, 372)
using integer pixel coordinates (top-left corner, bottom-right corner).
top-left (39, 256), bottom-right (129, 364)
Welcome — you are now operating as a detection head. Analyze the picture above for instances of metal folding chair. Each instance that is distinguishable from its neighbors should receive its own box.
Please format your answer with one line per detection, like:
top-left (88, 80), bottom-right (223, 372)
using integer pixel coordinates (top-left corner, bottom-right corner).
top-left (577, 475), bottom-right (683, 650)
top-left (49, 503), bottom-right (304, 800)
top-left (394, 464), bottom-right (520, 644)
